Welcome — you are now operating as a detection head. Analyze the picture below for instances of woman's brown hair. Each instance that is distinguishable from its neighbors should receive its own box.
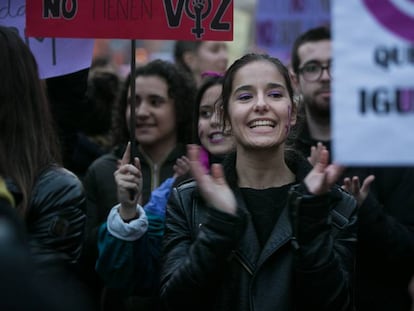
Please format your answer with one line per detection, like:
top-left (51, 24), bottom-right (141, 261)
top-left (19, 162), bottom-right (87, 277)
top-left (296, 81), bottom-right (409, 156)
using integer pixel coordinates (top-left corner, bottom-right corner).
top-left (0, 26), bottom-right (61, 214)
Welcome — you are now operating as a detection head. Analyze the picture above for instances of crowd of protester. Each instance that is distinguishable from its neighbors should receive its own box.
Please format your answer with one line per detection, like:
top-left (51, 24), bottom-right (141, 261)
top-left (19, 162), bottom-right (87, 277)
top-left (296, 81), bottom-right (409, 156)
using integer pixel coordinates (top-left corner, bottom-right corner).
top-left (1, 23), bottom-right (414, 311)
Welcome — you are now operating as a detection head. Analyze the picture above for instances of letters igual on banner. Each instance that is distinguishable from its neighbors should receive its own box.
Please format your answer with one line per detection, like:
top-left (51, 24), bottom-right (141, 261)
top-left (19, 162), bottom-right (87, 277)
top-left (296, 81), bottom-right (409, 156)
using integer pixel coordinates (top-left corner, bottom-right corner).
top-left (26, 0), bottom-right (233, 40)
top-left (332, 0), bottom-right (414, 165)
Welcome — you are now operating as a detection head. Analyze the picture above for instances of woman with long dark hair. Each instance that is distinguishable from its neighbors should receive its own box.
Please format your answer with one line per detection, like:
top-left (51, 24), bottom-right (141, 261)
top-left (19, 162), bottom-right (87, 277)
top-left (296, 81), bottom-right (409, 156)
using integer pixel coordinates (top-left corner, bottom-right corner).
top-left (0, 25), bottom-right (88, 309)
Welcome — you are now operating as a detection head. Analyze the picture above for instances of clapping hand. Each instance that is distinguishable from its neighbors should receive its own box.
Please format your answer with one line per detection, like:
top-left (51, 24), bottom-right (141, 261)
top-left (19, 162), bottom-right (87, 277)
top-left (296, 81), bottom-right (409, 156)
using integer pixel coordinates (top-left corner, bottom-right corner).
top-left (342, 175), bottom-right (375, 207)
top-left (173, 156), bottom-right (190, 178)
top-left (307, 142), bottom-right (326, 167)
top-left (304, 147), bottom-right (344, 195)
top-left (187, 144), bottom-right (237, 215)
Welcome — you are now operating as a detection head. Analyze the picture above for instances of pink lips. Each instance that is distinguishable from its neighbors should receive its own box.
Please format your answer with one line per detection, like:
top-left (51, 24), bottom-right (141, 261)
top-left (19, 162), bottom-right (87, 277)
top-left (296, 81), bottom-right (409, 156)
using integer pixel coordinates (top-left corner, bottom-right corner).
top-left (208, 131), bottom-right (225, 143)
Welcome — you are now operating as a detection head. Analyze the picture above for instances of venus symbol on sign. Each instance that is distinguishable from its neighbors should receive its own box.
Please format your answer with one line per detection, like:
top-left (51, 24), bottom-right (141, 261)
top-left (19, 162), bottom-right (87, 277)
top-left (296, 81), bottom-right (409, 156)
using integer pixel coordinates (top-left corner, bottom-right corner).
top-left (185, 0), bottom-right (212, 39)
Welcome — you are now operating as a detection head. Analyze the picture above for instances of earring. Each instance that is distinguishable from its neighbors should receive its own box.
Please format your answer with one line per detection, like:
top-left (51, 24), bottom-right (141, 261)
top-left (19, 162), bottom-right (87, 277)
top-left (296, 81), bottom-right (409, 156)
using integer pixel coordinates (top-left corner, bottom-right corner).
top-left (293, 93), bottom-right (303, 105)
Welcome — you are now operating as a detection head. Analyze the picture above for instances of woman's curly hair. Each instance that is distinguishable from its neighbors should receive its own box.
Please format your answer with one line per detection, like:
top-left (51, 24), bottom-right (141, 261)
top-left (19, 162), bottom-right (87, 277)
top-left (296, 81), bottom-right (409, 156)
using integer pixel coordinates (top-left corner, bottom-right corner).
top-left (111, 59), bottom-right (196, 147)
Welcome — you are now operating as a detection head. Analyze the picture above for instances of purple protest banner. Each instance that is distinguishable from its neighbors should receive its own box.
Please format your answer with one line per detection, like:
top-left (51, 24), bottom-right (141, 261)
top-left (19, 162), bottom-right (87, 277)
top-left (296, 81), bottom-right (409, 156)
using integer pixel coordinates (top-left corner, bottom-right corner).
top-left (255, 0), bottom-right (330, 64)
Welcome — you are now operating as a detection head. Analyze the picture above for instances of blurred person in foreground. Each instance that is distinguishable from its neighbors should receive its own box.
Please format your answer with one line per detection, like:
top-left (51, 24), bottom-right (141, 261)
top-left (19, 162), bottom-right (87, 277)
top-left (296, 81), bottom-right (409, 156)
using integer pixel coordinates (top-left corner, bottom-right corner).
top-left (0, 25), bottom-right (90, 310)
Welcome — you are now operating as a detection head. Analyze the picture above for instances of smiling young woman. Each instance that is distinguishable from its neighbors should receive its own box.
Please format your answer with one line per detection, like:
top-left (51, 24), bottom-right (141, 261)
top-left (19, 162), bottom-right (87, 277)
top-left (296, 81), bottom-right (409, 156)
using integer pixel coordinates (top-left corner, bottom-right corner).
top-left (81, 59), bottom-right (196, 310)
top-left (160, 53), bottom-right (358, 311)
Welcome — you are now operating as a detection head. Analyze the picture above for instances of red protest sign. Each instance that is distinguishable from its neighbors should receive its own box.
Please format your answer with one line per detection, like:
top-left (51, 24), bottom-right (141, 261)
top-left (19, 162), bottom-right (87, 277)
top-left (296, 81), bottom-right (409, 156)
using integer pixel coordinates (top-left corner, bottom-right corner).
top-left (26, 0), bottom-right (233, 41)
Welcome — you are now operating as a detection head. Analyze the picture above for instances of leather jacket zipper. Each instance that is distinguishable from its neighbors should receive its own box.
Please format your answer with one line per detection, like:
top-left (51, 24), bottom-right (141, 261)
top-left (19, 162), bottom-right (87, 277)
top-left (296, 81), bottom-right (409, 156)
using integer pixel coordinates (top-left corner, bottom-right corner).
top-left (232, 251), bottom-right (254, 276)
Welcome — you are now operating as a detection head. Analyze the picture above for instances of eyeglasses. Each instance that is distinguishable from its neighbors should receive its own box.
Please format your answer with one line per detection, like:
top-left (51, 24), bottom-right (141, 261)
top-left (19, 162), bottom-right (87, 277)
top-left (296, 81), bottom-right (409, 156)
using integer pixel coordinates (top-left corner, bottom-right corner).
top-left (298, 62), bottom-right (331, 82)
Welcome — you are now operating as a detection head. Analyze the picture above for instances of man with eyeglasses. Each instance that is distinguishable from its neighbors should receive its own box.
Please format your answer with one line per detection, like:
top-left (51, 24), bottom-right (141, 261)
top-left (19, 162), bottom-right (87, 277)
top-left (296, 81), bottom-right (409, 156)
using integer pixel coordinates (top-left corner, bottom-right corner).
top-left (290, 26), bottom-right (332, 155)
top-left (290, 26), bottom-right (414, 311)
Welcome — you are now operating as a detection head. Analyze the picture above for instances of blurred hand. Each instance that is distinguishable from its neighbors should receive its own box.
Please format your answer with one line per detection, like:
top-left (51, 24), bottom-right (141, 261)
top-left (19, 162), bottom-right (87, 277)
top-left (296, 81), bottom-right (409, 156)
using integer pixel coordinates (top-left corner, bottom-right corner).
top-left (304, 148), bottom-right (344, 195)
top-left (173, 156), bottom-right (190, 178)
top-left (307, 142), bottom-right (326, 167)
top-left (187, 144), bottom-right (236, 215)
top-left (342, 175), bottom-right (375, 206)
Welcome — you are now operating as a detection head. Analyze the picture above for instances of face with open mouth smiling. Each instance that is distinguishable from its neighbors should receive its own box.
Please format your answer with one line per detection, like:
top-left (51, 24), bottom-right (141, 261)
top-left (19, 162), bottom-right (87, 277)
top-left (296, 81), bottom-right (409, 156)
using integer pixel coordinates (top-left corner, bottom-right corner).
top-left (126, 75), bottom-right (177, 148)
top-left (227, 60), bottom-right (296, 151)
top-left (198, 84), bottom-right (235, 156)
